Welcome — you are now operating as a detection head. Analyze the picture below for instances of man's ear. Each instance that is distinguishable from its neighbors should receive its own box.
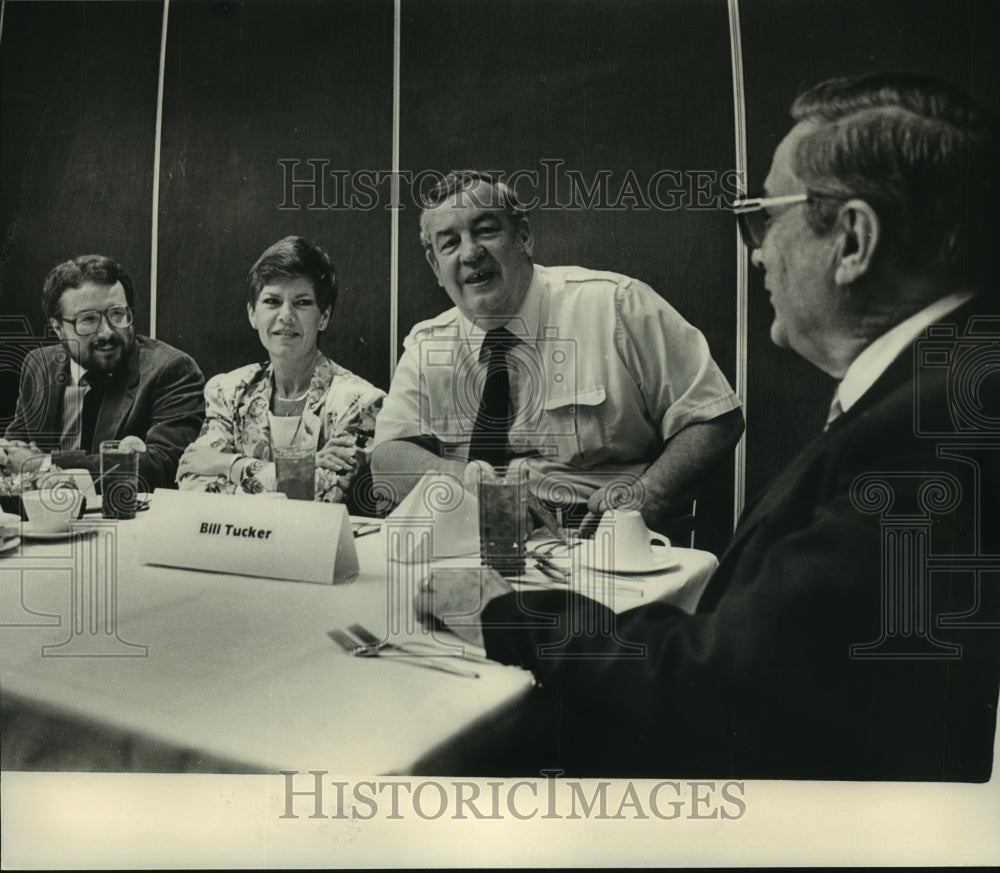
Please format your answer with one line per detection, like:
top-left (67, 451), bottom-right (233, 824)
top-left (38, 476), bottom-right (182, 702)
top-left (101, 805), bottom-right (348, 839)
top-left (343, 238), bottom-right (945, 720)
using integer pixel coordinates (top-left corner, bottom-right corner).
top-left (834, 199), bottom-right (880, 285)
top-left (247, 302), bottom-right (257, 329)
top-left (425, 247), bottom-right (443, 286)
top-left (319, 306), bottom-right (331, 331)
top-left (514, 221), bottom-right (534, 258)
top-left (49, 318), bottom-right (63, 337)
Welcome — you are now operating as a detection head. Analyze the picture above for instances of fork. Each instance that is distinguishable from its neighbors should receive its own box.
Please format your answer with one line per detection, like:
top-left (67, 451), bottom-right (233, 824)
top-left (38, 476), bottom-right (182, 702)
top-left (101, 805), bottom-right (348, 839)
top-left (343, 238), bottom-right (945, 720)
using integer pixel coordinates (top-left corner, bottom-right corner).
top-left (351, 521), bottom-right (381, 538)
top-left (524, 550), bottom-right (643, 596)
top-left (348, 622), bottom-right (493, 665)
top-left (528, 551), bottom-right (571, 579)
top-left (328, 628), bottom-right (480, 678)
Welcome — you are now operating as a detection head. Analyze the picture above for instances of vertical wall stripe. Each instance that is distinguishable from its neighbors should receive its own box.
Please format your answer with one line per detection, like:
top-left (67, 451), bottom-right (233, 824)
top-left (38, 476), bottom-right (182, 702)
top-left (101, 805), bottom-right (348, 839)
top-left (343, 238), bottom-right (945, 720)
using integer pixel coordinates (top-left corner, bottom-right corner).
top-left (389, 0), bottom-right (401, 377)
top-left (149, 0), bottom-right (169, 340)
top-left (727, 0), bottom-right (748, 525)
top-left (0, 2), bottom-right (6, 48)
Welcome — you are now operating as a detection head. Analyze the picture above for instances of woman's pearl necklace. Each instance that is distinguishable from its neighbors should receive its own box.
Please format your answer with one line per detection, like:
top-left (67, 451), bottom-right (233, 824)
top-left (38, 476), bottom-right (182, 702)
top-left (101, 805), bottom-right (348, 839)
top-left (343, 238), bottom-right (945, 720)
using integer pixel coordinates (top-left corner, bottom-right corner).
top-left (275, 391), bottom-right (308, 402)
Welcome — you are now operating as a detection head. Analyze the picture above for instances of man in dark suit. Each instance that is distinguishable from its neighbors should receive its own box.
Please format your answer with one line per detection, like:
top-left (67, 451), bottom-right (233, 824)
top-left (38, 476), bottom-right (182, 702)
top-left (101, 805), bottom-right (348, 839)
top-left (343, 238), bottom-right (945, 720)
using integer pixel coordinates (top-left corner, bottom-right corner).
top-left (3, 254), bottom-right (204, 490)
top-left (416, 72), bottom-right (1000, 780)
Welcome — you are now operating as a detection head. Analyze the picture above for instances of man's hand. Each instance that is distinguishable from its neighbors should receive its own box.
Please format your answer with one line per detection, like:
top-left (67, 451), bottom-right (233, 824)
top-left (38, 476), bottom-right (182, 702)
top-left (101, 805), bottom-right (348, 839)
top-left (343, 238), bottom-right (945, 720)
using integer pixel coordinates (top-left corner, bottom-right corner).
top-left (579, 478), bottom-right (645, 536)
top-left (414, 567), bottom-right (514, 648)
top-left (462, 459), bottom-right (499, 495)
top-left (0, 441), bottom-right (47, 477)
top-left (578, 409), bottom-right (745, 535)
top-left (118, 436), bottom-right (148, 454)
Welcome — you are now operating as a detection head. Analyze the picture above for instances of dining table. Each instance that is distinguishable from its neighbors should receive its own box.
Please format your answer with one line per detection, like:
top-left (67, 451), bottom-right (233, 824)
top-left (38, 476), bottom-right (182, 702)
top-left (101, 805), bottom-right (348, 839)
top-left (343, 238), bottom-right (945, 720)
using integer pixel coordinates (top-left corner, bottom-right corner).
top-left (0, 494), bottom-right (719, 775)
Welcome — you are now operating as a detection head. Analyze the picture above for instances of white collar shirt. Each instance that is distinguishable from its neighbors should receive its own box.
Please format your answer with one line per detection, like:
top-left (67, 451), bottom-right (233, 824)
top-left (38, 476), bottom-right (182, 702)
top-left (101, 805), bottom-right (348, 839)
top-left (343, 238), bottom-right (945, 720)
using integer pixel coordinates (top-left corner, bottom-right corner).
top-left (826, 290), bottom-right (974, 428)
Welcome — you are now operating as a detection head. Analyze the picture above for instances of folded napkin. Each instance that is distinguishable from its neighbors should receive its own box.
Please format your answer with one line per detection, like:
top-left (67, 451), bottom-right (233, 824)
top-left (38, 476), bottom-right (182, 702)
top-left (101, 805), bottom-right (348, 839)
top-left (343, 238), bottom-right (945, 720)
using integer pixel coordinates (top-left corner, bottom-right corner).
top-left (386, 471), bottom-right (479, 562)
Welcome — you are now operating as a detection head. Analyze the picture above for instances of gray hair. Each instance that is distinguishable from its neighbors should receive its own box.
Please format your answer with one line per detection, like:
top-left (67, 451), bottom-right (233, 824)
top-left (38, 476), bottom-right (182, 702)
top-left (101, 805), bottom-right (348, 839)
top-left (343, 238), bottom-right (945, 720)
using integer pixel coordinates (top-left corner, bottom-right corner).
top-left (790, 73), bottom-right (997, 289)
top-left (418, 170), bottom-right (530, 250)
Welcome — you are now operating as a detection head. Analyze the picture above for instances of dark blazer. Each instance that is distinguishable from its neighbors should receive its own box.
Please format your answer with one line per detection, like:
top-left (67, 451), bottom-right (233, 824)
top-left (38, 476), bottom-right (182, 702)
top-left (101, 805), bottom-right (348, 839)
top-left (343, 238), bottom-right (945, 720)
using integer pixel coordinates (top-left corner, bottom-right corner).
top-left (6, 336), bottom-right (205, 490)
top-left (482, 295), bottom-right (1000, 780)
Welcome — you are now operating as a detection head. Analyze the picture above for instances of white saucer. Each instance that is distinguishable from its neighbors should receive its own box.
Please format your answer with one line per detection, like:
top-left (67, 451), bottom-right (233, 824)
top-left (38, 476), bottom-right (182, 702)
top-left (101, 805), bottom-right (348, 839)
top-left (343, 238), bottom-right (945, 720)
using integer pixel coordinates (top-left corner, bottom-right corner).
top-left (21, 524), bottom-right (99, 541)
top-left (578, 543), bottom-right (679, 575)
top-left (0, 537), bottom-right (21, 555)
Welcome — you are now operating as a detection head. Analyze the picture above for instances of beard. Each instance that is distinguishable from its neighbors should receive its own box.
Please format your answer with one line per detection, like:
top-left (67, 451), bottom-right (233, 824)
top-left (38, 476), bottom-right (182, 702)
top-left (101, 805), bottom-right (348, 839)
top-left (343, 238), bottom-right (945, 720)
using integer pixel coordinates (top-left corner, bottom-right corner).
top-left (76, 333), bottom-right (130, 374)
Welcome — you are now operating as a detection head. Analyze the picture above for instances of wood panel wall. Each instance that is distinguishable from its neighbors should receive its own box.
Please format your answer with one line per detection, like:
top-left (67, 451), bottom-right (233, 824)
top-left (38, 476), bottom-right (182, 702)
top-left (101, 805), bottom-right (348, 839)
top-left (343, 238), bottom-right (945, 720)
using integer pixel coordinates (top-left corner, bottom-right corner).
top-left (2, 0), bottom-right (997, 552)
top-left (398, 0), bottom-right (738, 552)
top-left (157, 0), bottom-right (394, 387)
top-left (0, 0), bottom-right (162, 426)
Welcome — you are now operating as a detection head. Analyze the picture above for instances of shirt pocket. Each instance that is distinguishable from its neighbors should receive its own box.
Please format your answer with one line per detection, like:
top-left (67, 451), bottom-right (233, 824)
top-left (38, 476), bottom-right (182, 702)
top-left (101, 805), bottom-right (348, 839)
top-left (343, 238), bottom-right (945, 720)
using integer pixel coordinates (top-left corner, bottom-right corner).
top-left (538, 385), bottom-right (606, 465)
top-left (420, 349), bottom-right (477, 439)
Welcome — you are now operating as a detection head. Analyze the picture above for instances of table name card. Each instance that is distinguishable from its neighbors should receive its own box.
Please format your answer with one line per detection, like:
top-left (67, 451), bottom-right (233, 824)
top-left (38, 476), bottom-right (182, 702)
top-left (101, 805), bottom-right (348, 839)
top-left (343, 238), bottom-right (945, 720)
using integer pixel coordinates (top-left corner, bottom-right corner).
top-left (140, 490), bottom-right (359, 584)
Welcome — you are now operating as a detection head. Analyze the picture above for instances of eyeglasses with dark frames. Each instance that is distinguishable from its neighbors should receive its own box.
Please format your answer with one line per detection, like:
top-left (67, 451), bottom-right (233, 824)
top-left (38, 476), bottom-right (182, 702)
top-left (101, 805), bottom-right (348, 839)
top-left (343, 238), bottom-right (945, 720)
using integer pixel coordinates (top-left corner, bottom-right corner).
top-left (731, 193), bottom-right (809, 249)
top-left (60, 305), bottom-right (133, 336)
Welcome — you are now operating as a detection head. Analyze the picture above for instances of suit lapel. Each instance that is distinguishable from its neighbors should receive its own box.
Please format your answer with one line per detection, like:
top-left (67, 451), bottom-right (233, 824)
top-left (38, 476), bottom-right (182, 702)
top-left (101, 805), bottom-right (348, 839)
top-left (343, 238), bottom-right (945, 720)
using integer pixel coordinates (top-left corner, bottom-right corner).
top-left (718, 333), bottom-right (915, 562)
top-left (717, 428), bottom-right (831, 560)
top-left (39, 346), bottom-right (70, 438)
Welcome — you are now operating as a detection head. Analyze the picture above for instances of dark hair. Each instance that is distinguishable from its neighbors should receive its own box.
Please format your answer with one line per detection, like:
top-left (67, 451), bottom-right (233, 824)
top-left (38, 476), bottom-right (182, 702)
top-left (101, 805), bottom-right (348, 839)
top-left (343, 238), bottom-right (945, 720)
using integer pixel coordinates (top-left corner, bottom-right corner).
top-left (42, 255), bottom-right (136, 321)
top-left (246, 236), bottom-right (337, 312)
top-left (418, 170), bottom-right (529, 250)
top-left (790, 73), bottom-right (997, 286)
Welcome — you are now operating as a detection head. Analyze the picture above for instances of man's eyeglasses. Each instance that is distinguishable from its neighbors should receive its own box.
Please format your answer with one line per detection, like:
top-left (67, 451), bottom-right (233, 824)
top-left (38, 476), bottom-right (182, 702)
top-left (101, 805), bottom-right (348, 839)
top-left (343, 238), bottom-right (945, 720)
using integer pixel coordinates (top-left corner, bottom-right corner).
top-left (60, 305), bottom-right (133, 335)
top-left (732, 193), bottom-right (809, 249)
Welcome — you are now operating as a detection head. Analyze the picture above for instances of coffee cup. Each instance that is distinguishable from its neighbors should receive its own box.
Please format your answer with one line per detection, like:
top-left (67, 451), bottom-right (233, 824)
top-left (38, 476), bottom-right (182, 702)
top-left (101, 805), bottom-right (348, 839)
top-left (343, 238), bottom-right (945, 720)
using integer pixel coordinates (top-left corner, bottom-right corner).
top-left (21, 487), bottom-right (85, 532)
top-left (594, 509), bottom-right (671, 571)
top-left (58, 468), bottom-right (96, 501)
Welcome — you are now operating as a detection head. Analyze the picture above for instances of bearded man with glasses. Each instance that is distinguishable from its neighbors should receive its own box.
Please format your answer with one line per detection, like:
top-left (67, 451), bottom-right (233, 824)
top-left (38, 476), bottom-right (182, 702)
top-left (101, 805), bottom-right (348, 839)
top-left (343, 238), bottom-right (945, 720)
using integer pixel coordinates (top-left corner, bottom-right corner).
top-left (4, 254), bottom-right (205, 490)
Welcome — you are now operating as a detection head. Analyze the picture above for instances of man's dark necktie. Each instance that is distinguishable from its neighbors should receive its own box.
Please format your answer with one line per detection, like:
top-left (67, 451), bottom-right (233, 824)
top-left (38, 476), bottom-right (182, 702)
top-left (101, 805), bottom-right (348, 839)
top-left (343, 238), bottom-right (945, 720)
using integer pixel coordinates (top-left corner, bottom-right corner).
top-left (79, 372), bottom-right (107, 453)
top-left (468, 327), bottom-right (517, 470)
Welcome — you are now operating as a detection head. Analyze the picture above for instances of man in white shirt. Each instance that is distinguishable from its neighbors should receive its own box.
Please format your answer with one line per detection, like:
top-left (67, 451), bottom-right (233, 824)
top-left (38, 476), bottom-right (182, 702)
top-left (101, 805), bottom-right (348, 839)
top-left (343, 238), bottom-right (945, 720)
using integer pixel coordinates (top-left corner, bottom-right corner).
top-left (372, 171), bottom-right (744, 532)
top-left (416, 73), bottom-right (1000, 780)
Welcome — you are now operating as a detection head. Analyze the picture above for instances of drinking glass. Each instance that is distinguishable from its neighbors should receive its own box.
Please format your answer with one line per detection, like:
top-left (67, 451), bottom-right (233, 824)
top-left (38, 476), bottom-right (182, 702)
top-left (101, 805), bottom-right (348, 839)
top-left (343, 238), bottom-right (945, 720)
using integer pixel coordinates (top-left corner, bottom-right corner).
top-left (273, 446), bottom-right (315, 501)
top-left (100, 440), bottom-right (139, 519)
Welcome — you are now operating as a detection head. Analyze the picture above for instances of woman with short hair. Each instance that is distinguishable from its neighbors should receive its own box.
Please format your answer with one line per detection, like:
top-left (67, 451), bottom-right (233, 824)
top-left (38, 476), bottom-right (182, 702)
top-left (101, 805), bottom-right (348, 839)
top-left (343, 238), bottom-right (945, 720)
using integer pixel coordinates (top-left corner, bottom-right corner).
top-left (177, 236), bottom-right (384, 502)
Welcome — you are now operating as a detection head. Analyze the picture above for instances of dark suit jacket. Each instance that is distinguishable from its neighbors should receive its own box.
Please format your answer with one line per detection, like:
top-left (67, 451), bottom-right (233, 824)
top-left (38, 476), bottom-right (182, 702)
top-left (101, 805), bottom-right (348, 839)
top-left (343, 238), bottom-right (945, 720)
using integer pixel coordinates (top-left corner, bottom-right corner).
top-left (482, 296), bottom-right (1000, 780)
top-left (6, 336), bottom-right (205, 490)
